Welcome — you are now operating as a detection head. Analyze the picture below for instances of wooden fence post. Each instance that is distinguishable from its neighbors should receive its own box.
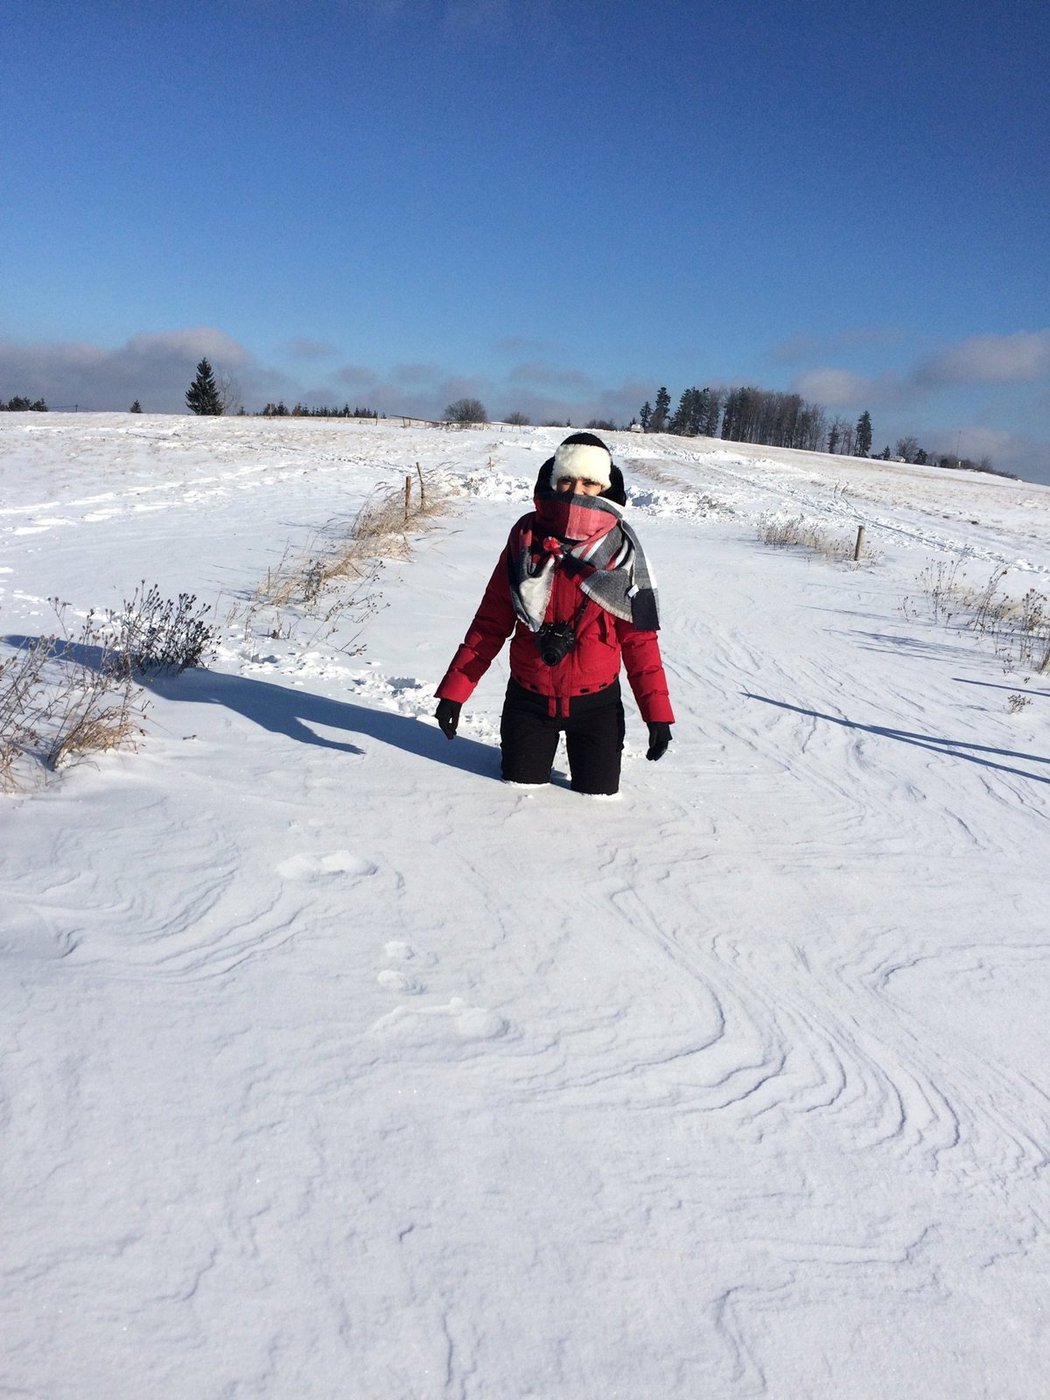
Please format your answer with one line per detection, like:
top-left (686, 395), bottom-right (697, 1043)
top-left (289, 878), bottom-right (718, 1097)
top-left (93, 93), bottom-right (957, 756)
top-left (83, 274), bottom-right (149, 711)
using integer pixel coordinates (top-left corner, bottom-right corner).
top-left (404, 474), bottom-right (412, 521)
top-left (853, 525), bottom-right (866, 561)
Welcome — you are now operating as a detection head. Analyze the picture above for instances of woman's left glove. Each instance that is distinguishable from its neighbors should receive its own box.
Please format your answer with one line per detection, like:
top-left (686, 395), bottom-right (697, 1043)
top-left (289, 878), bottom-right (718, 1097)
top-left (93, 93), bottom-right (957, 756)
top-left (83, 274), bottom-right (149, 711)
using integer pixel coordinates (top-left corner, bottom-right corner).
top-left (435, 698), bottom-right (461, 740)
top-left (646, 722), bottom-right (672, 761)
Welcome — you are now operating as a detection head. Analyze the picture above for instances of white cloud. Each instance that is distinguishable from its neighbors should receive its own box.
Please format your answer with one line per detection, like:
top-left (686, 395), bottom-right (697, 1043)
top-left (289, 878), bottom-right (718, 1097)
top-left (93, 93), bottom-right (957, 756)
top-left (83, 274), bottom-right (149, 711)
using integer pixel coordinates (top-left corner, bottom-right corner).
top-left (790, 368), bottom-right (874, 408)
top-left (772, 335), bottom-right (818, 365)
top-left (435, 373), bottom-right (493, 406)
top-left (773, 327), bottom-right (904, 366)
top-left (286, 338), bottom-right (337, 361)
top-left (916, 331), bottom-right (1050, 387)
top-left (0, 329), bottom-right (252, 412)
top-left (508, 362), bottom-right (594, 390)
top-left (334, 364), bottom-right (380, 388)
top-left (390, 363), bottom-right (442, 387)
top-left (493, 335), bottom-right (551, 357)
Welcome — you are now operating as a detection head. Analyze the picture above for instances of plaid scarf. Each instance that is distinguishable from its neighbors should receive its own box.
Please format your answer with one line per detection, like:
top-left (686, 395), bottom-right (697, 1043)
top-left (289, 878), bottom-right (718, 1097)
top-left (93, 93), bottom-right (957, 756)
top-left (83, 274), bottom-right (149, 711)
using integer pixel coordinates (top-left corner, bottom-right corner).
top-left (508, 491), bottom-right (660, 632)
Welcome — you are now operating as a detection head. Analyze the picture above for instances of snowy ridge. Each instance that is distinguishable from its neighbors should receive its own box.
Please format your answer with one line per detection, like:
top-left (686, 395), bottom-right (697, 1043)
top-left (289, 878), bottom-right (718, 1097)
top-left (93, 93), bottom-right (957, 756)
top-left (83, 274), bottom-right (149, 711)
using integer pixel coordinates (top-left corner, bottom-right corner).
top-left (2, 414), bottom-right (1049, 1399)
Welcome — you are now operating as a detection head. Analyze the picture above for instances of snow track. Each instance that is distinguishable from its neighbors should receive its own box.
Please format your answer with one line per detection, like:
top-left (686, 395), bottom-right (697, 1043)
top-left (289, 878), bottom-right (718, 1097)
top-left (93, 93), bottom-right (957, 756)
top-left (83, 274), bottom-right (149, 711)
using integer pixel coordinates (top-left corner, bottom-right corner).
top-left (2, 416), bottom-right (1049, 1398)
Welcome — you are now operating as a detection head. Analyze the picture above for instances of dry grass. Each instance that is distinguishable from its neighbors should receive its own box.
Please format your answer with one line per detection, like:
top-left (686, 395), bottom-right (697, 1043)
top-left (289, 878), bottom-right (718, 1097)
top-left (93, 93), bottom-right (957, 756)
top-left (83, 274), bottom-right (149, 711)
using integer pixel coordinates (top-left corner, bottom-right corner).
top-left (230, 468), bottom-right (448, 661)
top-left (45, 694), bottom-right (142, 772)
top-left (902, 560), bottom-right (1050, 675)
top-left (0, 634), bottom-right (50, 790)
top-left (759, 516), bottom-right (873, 564)
top-left (2, 583), bottom-right (216, 793)
top-left (0, 606), bottom-right (146, 792)
top-left (625, 458), bottom-right (682, 488)
top-left (256, 467), bottom-right (448, 610)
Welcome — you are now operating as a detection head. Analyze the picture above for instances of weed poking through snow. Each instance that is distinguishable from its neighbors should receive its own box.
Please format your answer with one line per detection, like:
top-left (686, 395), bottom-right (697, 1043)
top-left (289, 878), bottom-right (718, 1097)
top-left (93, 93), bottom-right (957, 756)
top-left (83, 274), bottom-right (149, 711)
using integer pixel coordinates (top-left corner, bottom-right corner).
top-left (902, 558), bottom-right (1050, 676)
top-left (1, 585), bottom-right (217, 792)
top-left (236, 467), bottom-right (447, 656)
top-left (758, 516), bottom-right (875, 564)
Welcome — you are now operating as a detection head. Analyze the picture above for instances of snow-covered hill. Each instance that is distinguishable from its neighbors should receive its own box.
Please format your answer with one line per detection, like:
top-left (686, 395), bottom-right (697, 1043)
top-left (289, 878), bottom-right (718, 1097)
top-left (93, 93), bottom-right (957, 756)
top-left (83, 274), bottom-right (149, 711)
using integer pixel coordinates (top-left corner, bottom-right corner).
top-left (3, 414), bottom-right (1049, 1398)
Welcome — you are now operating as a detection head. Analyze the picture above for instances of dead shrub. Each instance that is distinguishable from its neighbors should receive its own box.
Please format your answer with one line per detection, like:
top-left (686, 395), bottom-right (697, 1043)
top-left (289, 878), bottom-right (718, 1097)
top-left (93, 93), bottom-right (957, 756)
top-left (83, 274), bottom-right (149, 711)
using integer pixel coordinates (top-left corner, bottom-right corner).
top-left (902, 559), bottom-right (1050, 675)
top-left (45, 691), bottom-right (141, 772)
top-left (104, 583), bottom-right (216, 674)
top-left (0, 603), bottom-right (146, 791)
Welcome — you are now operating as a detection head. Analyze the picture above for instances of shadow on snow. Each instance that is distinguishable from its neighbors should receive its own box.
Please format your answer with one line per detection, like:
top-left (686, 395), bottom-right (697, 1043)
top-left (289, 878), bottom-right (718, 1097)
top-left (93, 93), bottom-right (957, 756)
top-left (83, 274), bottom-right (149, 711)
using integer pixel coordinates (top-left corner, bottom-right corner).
top-left (743, 692), bottom-right (1050, 786)
top-left (156, 668), bottom-right (500, 777)
top-left (2, 634), bottom-right (498, 780)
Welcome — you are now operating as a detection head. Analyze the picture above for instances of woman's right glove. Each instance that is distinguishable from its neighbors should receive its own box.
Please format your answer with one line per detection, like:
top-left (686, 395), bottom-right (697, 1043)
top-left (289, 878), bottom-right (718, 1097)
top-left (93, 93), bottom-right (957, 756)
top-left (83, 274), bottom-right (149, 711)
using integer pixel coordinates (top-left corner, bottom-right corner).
top-left (435, 698), bottom-right (461, 740)
top-left (646, 722), bottom-right (672, 761)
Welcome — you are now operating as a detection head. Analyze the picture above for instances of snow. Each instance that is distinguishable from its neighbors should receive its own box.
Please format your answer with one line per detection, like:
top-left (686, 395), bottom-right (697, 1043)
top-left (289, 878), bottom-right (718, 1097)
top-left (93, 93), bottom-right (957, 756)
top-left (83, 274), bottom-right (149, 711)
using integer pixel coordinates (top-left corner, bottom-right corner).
top-left (3, 412), bottom-right (1049, 1399)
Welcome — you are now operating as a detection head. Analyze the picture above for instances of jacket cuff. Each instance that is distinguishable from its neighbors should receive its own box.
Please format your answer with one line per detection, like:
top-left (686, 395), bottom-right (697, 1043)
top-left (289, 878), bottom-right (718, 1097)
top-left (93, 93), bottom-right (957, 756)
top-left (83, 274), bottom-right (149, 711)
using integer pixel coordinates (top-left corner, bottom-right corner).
top-left (641, 700), bottom-right (675, 724)
top-left (435, 672), bottom-right (476, 704)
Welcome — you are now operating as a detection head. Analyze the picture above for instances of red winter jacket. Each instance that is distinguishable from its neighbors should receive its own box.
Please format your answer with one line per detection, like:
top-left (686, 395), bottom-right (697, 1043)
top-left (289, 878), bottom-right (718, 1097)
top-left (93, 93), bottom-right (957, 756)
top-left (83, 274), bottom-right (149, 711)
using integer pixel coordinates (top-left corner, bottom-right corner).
top-left (437, 517), bottom-right (675, 723)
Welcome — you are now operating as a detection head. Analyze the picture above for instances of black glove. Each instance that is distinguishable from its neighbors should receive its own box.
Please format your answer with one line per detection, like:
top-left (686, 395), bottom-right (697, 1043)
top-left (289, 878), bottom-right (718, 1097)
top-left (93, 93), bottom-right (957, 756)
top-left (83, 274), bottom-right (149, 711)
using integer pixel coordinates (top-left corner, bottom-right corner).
top-left (646, 722), bottom-right (672, 761)
top-left (435, 698), bottom-right (461, 740)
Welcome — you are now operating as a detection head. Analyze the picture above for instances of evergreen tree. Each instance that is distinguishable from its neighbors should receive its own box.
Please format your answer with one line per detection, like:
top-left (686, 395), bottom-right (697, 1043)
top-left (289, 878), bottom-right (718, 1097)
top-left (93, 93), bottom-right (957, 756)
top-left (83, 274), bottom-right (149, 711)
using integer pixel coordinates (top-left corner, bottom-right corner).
top-left (639, 400), bottom-right (652, 431)
top-left (130, 400), bottom-right (142, 413)
top-left (649, 386), bottom-right (671, 433)
top-left (693, 388), bottom-right (711, 436)
top-left (185, 358), bottom-right (223, 416)
top-left (669, 387), bottom-right (708, 436)
top-left (855, 410), bottom-right (873, 457)
top-left (669, 390), bottom-right (691, 435)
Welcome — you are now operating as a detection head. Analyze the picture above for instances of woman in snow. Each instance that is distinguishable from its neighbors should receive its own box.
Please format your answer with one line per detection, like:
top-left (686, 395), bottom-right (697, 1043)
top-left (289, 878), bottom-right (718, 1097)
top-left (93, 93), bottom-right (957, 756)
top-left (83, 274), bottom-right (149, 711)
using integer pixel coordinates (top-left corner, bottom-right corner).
top-left (434, 432), bottom-right (674, 796)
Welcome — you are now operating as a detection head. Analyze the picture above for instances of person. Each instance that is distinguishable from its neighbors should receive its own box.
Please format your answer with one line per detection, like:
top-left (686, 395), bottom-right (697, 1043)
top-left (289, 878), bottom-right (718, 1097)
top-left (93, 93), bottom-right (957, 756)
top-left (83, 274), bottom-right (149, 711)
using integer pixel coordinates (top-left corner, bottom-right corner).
top-left (434, 432), bottom-right (674, 796)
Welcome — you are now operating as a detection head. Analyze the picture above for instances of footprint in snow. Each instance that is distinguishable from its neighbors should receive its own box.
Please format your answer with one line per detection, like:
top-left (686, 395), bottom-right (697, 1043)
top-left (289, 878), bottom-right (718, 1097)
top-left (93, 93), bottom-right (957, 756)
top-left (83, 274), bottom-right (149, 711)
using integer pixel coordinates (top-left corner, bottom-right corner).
top-left (371, 997), bottom-right (509, 1045)
top-left (276, 851), bottom-right (377, 882)
top-left (377, 968), bottom-right (425, 995)
top-left (378, 941), bottom-right (426, 993)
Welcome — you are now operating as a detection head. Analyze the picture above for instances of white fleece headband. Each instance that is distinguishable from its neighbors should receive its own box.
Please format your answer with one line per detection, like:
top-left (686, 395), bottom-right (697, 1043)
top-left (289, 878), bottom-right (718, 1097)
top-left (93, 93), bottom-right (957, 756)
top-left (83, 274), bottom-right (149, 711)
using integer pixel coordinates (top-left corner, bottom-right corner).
top-left (552, 440), bottom-right (612, 490)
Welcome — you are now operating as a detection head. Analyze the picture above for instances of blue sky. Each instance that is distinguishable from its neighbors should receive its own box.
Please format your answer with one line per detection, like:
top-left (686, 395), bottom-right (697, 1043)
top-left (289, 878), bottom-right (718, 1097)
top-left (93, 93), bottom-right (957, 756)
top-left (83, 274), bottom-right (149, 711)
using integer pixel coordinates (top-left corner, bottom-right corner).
top-left (3, 0), bottom-right (1049, 480)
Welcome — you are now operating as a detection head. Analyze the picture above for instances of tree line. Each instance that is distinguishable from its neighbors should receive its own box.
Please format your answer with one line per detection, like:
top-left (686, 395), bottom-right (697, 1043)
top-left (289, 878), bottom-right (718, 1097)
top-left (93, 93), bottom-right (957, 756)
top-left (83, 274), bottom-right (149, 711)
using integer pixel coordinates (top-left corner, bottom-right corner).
top-left (637, 384), bottom-right (1008, 476)
top-left (3, 362), bottom-right (1010, 478)
top-left (260, 402), bottom-right (379, 419)
top-left (639, 384), bottom-right (871, 456)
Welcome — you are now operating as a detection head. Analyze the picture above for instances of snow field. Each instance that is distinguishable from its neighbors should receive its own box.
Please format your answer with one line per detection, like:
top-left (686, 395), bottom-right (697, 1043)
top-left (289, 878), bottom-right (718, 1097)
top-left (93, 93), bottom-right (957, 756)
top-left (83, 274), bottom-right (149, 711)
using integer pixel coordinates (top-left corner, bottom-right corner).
top-left (2, 414), bottom-right (1049, 1399)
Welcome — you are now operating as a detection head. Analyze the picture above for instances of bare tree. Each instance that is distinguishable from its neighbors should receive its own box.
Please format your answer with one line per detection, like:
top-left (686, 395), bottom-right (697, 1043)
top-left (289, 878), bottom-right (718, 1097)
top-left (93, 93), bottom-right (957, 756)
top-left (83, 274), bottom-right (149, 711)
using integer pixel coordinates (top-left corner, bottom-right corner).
top-left (445, 398), bottom-right (488, 424)
top-left (218, 374), bottom-right (241, 415)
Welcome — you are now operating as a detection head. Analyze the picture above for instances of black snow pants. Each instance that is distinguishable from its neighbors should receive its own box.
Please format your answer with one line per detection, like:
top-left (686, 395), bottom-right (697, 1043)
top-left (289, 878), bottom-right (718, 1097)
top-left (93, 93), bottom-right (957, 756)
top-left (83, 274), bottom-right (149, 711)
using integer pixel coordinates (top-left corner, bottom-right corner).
top-left (500, 678), bottom-right (625, 795)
